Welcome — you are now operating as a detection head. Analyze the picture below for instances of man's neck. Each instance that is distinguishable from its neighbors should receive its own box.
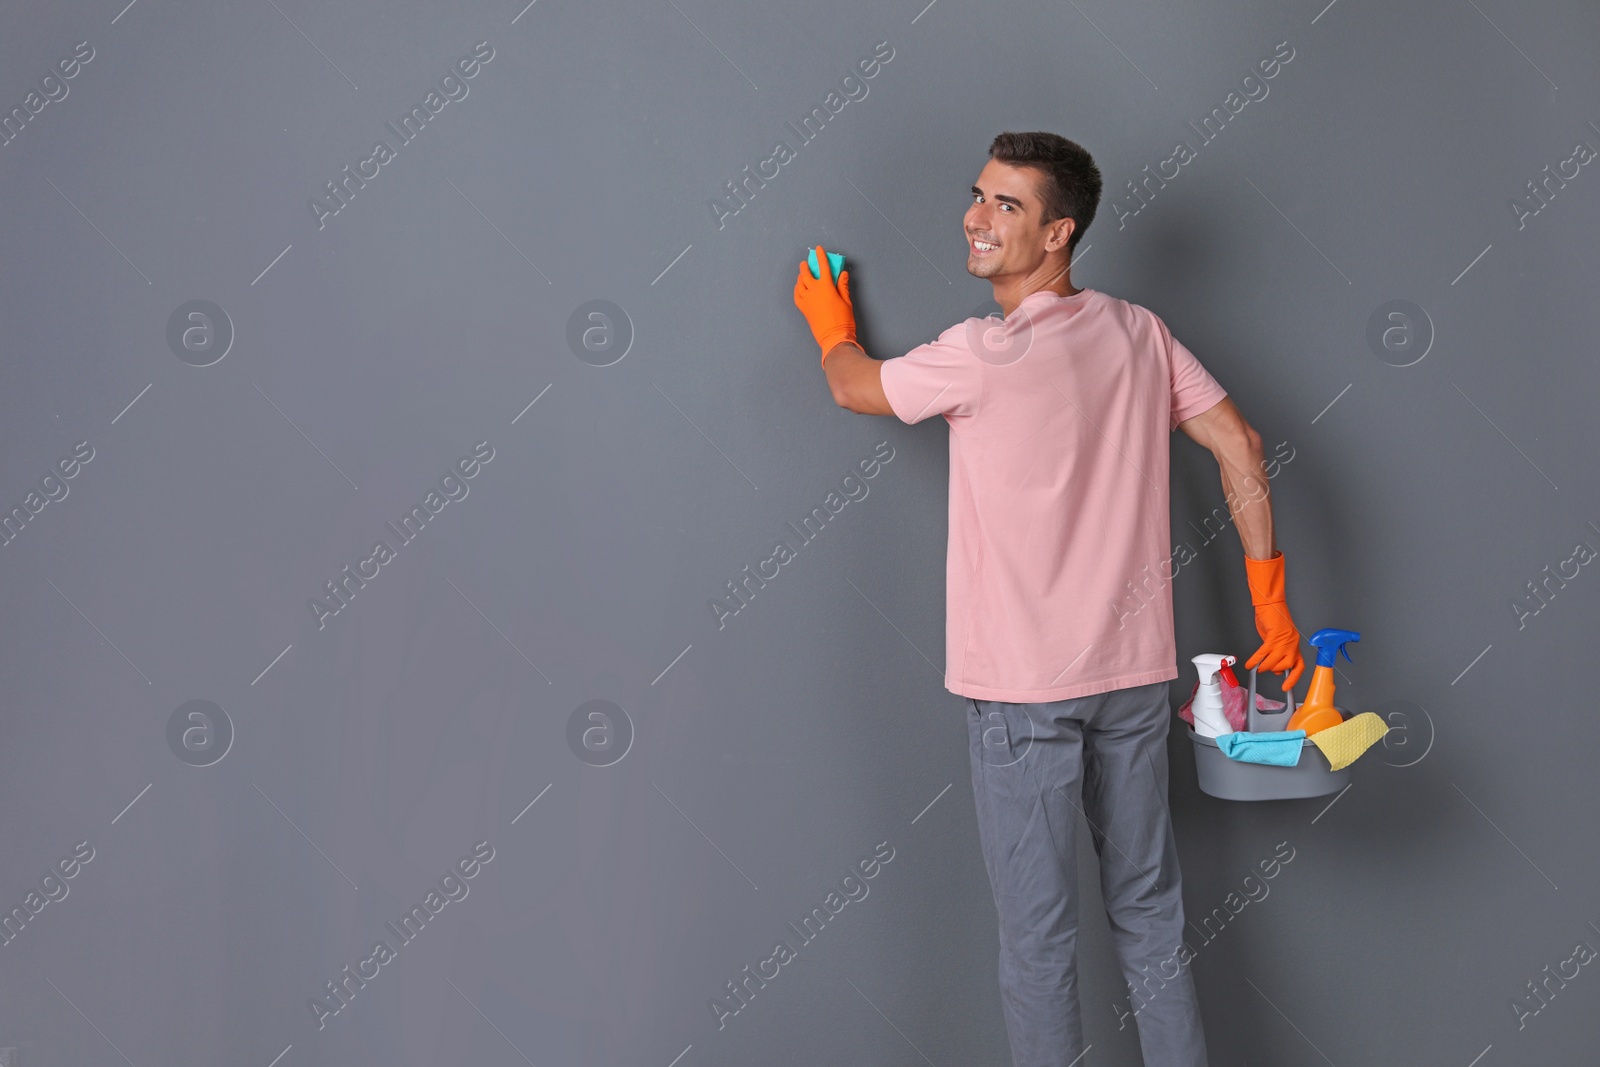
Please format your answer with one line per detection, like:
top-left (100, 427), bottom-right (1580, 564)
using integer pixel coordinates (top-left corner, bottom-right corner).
top-left (992, 263), bottom-right (1080, 317)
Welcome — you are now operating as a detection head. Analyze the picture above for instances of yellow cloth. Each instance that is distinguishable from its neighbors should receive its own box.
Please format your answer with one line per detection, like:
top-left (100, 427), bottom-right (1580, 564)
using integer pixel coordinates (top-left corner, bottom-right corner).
top-left (1308, 712), bottom-right (1389, 771)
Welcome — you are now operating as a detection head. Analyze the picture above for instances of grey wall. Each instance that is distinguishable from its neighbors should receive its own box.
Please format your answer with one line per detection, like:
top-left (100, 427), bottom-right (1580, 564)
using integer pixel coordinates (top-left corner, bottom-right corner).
top-left (1, 0), bottom-right (1596, 1064)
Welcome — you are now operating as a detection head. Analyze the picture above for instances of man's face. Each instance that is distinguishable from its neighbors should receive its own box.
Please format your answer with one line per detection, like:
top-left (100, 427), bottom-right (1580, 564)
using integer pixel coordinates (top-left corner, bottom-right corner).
top-left (963, 159), bottom-right (1073, 280)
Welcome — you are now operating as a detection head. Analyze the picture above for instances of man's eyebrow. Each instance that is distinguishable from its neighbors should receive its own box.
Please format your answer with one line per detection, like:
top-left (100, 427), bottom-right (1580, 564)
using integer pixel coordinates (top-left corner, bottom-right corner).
top-left (971, 185), bottom-right (1026, 209)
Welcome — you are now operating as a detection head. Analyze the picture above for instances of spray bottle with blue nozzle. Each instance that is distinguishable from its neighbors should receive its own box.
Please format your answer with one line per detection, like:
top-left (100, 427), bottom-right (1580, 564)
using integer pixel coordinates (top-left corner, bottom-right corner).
top-left (1285, 628), bottom-right (1360, 737)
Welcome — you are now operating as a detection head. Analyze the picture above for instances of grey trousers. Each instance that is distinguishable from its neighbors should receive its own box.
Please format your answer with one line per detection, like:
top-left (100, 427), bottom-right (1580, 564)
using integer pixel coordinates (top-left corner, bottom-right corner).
top-left (966, 681), bottom-right (1208, 1067)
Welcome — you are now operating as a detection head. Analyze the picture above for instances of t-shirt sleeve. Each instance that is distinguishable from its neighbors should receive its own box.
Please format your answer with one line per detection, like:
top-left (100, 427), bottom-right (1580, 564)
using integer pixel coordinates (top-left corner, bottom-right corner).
top-left (878, 321), bottom-right (986, 424)
top-left (1165, 323), bottom-right (1228, 430)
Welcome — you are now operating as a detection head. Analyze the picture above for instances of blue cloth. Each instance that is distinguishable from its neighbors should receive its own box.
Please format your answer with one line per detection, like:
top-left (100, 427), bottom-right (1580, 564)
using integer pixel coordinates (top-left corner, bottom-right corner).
top-left (1217, 729), bottom-right (1307, 766)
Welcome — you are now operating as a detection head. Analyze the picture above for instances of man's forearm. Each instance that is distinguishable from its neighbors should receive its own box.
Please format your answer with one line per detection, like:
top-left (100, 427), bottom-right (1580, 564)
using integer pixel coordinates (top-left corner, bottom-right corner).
top-left (821, 342), bottom-right (893, 415)
top-left (1216, 431), bottom-right (1275, 559)
top-left (822, 341), bottom-right (866, 400)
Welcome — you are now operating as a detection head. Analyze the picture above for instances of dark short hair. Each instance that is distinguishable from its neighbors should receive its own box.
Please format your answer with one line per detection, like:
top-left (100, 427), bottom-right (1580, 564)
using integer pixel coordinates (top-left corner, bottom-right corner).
top-left (988, 132), bottom-right (1102, 253)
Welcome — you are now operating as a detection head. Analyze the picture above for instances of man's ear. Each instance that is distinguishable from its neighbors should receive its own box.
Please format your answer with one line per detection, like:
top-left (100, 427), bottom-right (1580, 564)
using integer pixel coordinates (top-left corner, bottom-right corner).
top-left (1045, 217), bottom-right (1075, 254)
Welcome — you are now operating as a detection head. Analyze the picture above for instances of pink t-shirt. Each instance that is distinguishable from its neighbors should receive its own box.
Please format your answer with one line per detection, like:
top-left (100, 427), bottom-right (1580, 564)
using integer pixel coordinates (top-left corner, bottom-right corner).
top-left (879, 287), bottom-right (1227, 703)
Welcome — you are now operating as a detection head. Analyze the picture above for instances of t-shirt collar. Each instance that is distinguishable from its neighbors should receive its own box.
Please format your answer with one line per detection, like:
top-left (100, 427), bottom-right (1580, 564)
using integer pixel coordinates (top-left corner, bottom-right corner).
top-left (1017, 286), bottom-right (1093, 306)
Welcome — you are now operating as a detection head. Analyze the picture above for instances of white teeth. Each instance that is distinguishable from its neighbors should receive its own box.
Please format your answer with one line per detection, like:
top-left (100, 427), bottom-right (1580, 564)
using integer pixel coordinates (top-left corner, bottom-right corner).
top-left (974, 240), bottom-right (997, 251)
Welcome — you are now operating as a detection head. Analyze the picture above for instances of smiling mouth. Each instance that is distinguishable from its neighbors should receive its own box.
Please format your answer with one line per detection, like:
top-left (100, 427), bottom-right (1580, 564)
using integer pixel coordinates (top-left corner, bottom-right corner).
top-left (970, 237), bottom-right (999, 254)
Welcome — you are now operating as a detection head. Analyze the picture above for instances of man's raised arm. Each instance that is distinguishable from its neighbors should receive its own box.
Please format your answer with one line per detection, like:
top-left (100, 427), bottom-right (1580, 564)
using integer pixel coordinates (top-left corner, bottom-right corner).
top-left (793, 246), bottom-right (893, 416)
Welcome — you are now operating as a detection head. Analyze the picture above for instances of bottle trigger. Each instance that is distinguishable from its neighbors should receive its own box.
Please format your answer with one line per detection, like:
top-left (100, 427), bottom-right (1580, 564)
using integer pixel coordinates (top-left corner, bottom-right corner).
top-left (1219, 660), bottom-right (1239, 688)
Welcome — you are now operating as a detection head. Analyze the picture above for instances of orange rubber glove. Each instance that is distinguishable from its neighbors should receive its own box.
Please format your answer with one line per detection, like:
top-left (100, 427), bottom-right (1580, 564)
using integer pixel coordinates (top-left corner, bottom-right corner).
top-left (1244, 552), bottom-right (1305, 692)
top-left (792, 245), bottom-right (856, 366)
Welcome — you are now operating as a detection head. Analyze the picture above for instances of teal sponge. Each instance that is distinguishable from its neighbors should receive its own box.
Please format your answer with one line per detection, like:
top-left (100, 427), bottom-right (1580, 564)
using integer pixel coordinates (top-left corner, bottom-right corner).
top-left (807, 248), bottom-right (846, 281)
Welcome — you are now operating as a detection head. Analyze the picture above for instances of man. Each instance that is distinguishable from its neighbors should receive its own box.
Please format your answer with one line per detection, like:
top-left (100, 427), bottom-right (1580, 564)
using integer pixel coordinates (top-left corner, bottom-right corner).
top-left (792, 131), bottom-right (1306, 1067)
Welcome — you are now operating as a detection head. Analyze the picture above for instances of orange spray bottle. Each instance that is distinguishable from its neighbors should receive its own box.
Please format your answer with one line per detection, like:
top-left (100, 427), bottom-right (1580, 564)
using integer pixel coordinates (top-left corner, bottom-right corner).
top-left (1286, 629), bottom-right (1360, 737)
